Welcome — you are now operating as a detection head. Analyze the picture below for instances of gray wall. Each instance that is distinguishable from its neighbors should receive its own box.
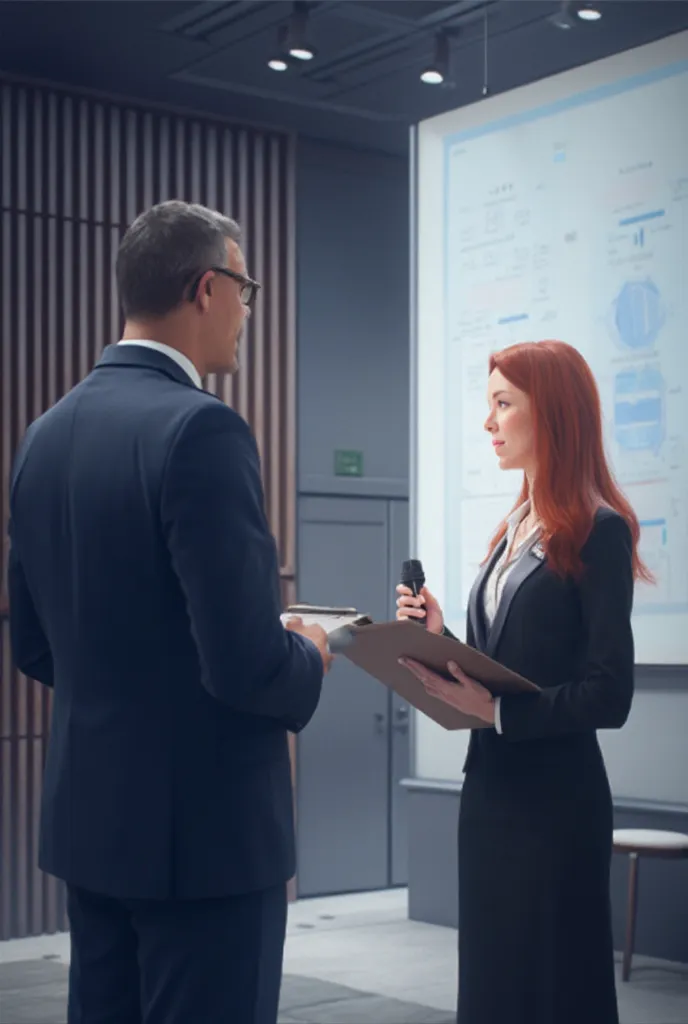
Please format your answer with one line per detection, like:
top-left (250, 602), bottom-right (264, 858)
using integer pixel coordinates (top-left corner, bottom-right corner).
top-left (294, 138), bottom-right (411, 895)
top-left (296, 138), bottom-right (409, 499)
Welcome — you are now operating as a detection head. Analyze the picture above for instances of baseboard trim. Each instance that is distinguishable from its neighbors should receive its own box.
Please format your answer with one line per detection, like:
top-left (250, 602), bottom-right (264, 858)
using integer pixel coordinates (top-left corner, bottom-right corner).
top-left (405, 782), bottom-right (688, 964)
top-left (400, 777), bottom-right (462, 795)
top-left (634, 664), bottom-right (688, 689)
top-left (613, 795), bottom-right (688, 816)
top-left (401, 777), bottom-right (688, 817)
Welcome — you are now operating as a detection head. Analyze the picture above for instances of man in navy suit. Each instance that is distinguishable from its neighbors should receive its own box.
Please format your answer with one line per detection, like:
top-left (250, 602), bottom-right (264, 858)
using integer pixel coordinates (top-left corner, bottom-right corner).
top-left (8, 200), bottom-right (331, 1023)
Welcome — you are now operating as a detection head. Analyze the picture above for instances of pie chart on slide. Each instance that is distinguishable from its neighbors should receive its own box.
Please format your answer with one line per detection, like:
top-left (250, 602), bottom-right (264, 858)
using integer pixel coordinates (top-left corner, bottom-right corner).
top-left (613, 278), bottom-right (665, 351)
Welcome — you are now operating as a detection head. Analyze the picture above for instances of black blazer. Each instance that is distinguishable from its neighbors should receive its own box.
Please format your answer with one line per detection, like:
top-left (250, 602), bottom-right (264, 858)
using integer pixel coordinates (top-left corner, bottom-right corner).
top-left (455, 508), bottom-right (634, 775)
top-left (8, 344), bottom-right (323, 900)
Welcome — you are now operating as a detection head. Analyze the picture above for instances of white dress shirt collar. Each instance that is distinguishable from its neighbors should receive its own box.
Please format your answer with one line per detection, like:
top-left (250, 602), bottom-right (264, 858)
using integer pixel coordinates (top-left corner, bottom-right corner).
top-left (506, 499), bottom-right (532, 532)
top-left (504, 499), bottom-right (541, 556)
top-left (117, 340), bottom-right (202, 389)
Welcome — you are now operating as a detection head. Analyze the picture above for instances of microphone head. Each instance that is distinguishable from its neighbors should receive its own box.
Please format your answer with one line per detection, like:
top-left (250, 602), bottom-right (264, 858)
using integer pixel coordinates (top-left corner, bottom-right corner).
top-left (400, 558), bottom-right (425, 587)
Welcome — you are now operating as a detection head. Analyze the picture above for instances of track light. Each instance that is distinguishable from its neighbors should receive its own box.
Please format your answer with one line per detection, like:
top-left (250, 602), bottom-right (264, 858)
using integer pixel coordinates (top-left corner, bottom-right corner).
top-left (268, 2), bottom-right (315, 69)
top-left (267, 25), bottom-right (289, 71)
top-left (549, 1), bottom-right (602, 28)
top-left (421, 32), bottom-right (449, 85)
top-left (287, 1), bottom-right (315, 61)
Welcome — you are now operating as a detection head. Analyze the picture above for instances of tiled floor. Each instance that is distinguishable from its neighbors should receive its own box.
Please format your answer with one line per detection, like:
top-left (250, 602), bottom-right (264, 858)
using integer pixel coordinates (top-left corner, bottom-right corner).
top-left (2, 888), bottom-right (687, 1024)
top-left (0, 961), bottom-right (455, 1024)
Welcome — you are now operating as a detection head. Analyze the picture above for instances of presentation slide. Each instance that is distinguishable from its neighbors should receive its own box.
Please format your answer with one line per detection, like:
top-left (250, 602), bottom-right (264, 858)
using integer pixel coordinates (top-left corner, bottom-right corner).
top-left (416, 30), bottom-right (688, 666)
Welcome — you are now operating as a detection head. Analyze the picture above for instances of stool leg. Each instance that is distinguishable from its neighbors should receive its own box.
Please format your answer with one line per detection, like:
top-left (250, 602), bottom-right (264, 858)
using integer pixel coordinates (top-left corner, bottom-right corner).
top-left (622, 852), bottom-right (639, 982)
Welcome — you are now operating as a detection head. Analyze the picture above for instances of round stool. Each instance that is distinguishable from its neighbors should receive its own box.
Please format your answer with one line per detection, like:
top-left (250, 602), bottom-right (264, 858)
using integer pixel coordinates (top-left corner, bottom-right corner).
top-left (613, 828), bottom-right (688, 981)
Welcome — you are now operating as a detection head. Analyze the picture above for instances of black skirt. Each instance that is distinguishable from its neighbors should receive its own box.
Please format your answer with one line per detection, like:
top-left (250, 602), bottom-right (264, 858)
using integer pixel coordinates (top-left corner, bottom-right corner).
top-left (456, 746), bottom-right (619, 1024)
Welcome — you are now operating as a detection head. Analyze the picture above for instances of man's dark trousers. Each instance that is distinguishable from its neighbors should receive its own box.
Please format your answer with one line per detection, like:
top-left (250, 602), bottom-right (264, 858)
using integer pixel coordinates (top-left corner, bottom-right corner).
top-left (66, 883), bottom-right (287, 1024)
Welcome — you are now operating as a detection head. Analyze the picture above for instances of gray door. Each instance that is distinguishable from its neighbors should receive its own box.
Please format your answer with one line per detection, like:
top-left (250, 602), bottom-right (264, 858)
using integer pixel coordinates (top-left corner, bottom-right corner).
top-left (297, 496), bottom-right (393, 895)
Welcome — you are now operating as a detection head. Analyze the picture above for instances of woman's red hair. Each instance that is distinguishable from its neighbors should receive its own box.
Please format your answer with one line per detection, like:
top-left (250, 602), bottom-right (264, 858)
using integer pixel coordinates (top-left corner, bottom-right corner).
top-left (486, 340), bottom-right (652, 582)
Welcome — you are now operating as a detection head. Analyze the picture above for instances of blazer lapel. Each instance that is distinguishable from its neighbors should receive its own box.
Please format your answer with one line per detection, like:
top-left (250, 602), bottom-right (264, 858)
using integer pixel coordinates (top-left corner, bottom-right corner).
top-left (485, 540), bottom-right (546, 658)
top-left (467, 539), bottom-right (505, 652)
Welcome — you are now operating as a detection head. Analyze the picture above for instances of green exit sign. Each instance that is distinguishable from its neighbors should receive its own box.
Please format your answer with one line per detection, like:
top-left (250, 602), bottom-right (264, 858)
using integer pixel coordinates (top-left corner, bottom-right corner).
top-left (334, 449), bottom-right (364, 477)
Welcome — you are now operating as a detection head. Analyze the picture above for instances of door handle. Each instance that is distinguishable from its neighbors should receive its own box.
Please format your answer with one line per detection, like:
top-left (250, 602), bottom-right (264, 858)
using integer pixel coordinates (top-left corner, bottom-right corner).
top-left (393, 705), bottom-right (409, 734)
top-left (373, 712), bottom-right (386, 735)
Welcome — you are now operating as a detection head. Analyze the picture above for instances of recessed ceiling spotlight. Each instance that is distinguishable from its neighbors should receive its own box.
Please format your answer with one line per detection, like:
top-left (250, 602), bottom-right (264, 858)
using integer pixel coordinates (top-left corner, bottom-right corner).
top-left (267, 57), bottom-right (288, 72)
top-left (289, 45), bottom-right (315, 61)
top-left (577, 3), bottom-right (602, 20)
top-left (420, 69), bottom-right (444, 85)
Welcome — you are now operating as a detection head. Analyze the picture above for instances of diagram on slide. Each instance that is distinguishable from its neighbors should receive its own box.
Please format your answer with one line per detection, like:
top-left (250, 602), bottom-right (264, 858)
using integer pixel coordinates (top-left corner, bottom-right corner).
top-left (439, 60), bottom-right (688, 642)
top-left (612, 278), bottom-right (666, 351)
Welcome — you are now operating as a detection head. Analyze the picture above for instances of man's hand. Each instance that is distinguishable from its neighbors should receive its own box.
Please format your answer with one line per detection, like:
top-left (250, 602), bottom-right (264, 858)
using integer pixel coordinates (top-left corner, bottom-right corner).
top-left (285, 618), bottom-right (333, 674)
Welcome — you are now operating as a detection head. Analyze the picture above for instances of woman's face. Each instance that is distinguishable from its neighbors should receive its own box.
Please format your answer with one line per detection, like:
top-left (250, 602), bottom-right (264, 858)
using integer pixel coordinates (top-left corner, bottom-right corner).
top-left (484, 367), bottom-right (536, 476)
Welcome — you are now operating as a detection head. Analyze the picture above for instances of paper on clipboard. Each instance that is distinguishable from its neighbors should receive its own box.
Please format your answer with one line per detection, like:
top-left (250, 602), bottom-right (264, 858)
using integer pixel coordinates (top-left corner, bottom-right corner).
top-left (280, 604), bottom-right (372, 635)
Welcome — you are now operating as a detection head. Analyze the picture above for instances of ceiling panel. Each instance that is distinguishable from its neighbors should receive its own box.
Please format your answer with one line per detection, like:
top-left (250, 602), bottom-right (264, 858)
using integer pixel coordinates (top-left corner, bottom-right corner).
top-left (357, 1), bottom-right (453, 22)
top-left (0, 0), bottom-right (686, 154)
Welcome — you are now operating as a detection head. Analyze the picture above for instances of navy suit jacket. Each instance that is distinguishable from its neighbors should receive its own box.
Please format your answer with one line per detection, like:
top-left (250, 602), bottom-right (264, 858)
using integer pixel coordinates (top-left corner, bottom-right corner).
top-left (8, 344), bottom-right (323, 900)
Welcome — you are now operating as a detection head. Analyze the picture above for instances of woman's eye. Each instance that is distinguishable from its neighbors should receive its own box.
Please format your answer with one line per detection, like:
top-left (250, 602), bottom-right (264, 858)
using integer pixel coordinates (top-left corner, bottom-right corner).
top-left (498, 401), bottom-right (509, 409)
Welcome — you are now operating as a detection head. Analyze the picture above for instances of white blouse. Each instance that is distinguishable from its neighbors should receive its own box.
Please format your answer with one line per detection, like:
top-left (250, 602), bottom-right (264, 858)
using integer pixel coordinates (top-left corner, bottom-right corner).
top-left (482, 500), bottom-right (541, 735)
top-left (482, 500), bottom-right (541, 626)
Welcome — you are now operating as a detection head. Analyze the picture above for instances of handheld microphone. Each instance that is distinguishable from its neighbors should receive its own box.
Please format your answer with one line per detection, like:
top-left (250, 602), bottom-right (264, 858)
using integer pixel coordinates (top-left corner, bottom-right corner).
top-left (400, 558), bottom-right (426, 627)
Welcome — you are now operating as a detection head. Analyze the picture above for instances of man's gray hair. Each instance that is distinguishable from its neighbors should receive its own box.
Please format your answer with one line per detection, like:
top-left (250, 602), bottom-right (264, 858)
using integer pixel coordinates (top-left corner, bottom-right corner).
top-left (116, 200), bottom-right (241, 319)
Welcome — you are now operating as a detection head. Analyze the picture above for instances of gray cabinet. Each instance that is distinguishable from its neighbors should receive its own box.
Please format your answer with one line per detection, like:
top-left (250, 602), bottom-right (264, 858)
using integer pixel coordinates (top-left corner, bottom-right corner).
top-left (296, 495), bottom-right (409, 896)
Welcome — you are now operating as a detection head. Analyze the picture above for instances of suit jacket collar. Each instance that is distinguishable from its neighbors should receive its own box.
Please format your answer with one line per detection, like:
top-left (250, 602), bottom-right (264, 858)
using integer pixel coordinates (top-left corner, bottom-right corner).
top-left (117, 340), bottom-right (202, 388)
top-left (94, 343), bottom-right (201, 391)
top-left (468, 536), bottom-right (546, 655)
top-left (485, 543), bottom-right (545, 657)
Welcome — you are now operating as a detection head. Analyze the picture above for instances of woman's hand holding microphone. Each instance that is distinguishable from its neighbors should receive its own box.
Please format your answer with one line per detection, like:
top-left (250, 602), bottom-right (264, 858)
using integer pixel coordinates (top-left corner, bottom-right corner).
top-left (395, 583), bottom-right (444, 634)
top-left (395, 582), bottom-right (495, 725)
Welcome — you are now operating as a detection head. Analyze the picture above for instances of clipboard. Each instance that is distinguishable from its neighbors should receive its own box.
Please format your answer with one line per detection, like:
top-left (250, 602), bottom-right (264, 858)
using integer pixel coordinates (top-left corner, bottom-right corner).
top-left (280, 604), bottom-right (372, 634)
top-left (334, 619), bottom-right (539, 731)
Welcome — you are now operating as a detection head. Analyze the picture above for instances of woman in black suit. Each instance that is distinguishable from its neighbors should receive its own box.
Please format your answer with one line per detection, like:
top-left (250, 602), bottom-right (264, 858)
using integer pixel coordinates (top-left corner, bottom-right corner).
top-left (397, 340), bottom-right (652, 1024)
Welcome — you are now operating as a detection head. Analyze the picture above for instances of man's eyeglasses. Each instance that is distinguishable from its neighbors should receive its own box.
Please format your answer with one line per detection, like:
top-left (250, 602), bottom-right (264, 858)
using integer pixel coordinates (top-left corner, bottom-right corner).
top-left (189, 266), bottom-right (261, 308)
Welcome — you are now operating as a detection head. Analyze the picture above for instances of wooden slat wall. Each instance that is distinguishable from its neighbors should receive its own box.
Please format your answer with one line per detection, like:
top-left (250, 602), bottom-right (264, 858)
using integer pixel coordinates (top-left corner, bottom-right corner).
top-left (0, 78), bottom-right (297, 940)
